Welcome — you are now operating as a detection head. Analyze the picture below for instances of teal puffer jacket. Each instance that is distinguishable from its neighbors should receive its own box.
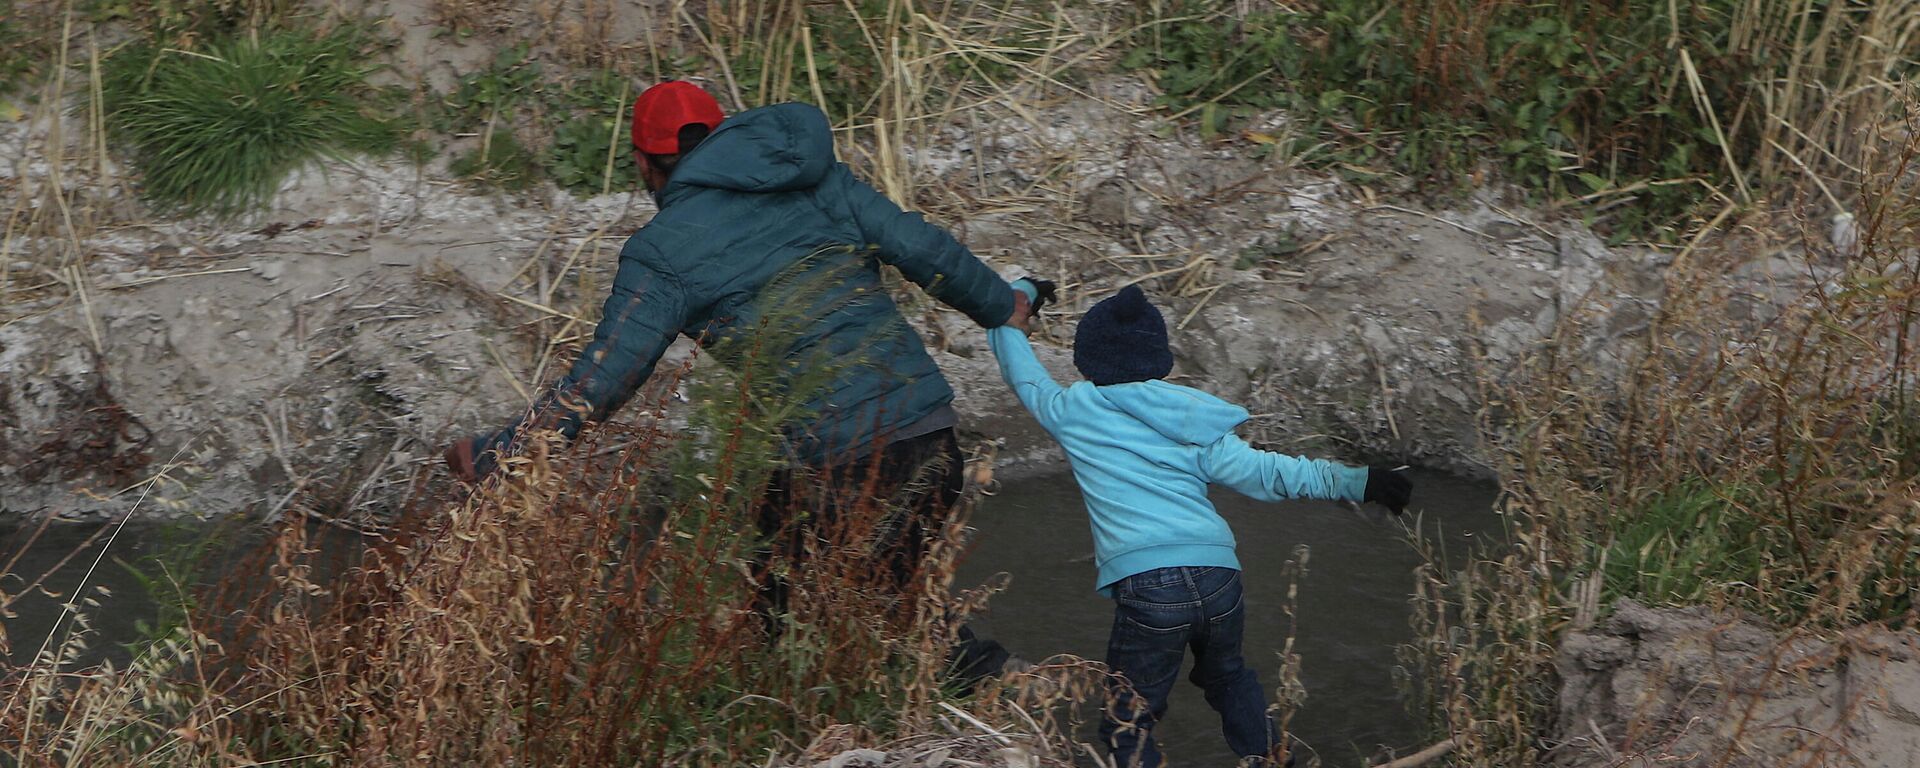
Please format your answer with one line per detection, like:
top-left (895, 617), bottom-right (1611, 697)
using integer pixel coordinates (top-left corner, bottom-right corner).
top-left (481, 102), bottom-right (1013, 466)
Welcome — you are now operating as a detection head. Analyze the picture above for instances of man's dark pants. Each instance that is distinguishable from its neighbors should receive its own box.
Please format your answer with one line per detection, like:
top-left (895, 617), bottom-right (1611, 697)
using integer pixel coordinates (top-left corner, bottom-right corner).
top-left (1101, 565), bottom-right (1285, 768)
top-left (755, 427), bottom-right (1008, 683)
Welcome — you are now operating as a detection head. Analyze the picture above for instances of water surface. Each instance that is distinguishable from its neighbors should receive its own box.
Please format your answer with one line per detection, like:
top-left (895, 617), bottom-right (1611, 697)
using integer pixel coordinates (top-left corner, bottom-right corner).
top-left (959, 469), bottom-right (1502, 765)
top-left (1, 521), bottom-right (179, 668)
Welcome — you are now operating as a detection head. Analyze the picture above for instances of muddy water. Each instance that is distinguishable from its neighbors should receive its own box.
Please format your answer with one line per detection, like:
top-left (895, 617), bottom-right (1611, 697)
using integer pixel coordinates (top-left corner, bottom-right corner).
top-left (3, 469), bottom-right (1500, 764)
top-left (1, 521), bottom-right (348, 669)
top-left (959, 469), bottom-right (1503, 765)
top-left (1, 522), bottom-right (180, 668)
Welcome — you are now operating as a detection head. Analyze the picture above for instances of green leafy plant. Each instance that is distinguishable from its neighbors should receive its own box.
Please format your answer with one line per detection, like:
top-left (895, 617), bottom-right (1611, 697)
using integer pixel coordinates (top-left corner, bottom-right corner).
top-left (437, 54), bottom-right (645, 194)
top-left (102, 24), bottom-right (404, 217)
top-left (544, 71), bottom-right (635, 194)
top-left (440, 44), bottom-right (539, 130)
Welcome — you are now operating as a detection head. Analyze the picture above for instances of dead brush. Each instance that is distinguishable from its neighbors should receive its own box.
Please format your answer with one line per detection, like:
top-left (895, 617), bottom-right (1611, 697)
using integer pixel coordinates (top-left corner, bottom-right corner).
top-left (1407, 101), bottom-right (1920, 765)
top-left (5, 255), bottom-right (1102, 765)
top-left (198, 399), bottom-right (1090, 763)
top-left (430, 0), bottom-right (518, 38)
top-left (220, 256), bottom-right (1102, 764)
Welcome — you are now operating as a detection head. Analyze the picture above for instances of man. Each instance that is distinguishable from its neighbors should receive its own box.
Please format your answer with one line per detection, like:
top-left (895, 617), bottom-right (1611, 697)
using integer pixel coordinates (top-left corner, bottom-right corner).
top-left (445, 81), bottom-right (1030, 674)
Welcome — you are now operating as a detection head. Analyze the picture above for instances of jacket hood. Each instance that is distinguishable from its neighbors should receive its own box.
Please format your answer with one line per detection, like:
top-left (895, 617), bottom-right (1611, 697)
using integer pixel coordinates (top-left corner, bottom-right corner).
top-left (661, 103), bottom-right (834, 202)
top-left (1093, 380), bottom-right (1248, 445)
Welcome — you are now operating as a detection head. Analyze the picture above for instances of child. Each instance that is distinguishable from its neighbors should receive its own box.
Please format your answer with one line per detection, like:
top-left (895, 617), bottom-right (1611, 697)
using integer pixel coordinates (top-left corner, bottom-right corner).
top-left (988, 282), bottom-right (1412, 768)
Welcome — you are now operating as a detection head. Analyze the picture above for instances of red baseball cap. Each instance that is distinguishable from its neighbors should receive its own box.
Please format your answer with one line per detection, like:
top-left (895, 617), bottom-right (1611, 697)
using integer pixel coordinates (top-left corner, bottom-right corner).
top-left (631, 81), bottom-right (725, 155)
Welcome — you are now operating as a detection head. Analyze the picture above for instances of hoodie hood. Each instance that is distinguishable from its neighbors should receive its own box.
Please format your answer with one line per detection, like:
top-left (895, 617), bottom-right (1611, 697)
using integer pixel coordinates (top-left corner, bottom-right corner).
top-left (660, 102), bottom-right (834, 204)
top-left (1093, 380), bottom-right (1248, 446)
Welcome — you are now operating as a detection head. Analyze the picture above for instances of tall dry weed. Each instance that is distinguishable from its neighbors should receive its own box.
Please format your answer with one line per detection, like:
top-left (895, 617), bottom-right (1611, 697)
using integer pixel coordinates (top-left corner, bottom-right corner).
top-left (3, 261), bottom-right (1102, 766)
top-left (1408, 102), bottom-right (1920, 764)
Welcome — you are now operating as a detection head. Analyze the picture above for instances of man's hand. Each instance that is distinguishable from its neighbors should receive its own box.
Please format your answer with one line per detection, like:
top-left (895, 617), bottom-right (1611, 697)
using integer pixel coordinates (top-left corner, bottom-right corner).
top-left (444, 433), bottom-right (491, 483)
top-left (1363, 466), bottom-right (1413, 515)
top-left (1004, 287), bottom-right (1034, 334)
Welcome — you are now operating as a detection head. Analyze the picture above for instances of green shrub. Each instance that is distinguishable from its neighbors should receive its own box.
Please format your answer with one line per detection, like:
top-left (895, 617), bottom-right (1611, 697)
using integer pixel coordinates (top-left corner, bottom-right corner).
top-left (440, 44), bottom-right (539, 130)
top-left (436, 52), bottom-right (640, 194)
top-left (102, 25), bottom-right (404, 217)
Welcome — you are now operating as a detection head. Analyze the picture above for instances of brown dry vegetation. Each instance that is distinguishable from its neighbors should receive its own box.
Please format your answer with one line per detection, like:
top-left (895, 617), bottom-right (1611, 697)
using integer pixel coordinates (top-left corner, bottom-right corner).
top-left (1406, 104), bottom-right (1920, 765)
top-left (0, 338), bottom-right (1112, 765)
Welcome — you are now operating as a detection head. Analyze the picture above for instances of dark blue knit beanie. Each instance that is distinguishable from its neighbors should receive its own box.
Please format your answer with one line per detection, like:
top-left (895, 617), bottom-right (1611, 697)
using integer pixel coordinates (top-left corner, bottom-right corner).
top-left (1074, 285), bottom-right (1173, 385)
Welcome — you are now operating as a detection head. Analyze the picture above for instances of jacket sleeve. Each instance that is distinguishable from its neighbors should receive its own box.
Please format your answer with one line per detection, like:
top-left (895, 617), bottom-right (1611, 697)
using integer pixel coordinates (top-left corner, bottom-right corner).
top-left (833, 165), bottom-right (1015, 327)
top-left (987, 326), bottom-right (1066, 431)
top-left (479, 239), bottom-right (688, 462)
top-left (1199, 435), bottom-right (1369, 502)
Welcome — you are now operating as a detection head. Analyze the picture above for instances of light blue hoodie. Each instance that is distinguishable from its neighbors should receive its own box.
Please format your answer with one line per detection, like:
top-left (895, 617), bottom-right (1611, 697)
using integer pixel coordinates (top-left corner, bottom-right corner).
top-left (987, 323), bottom-right (1369, 595)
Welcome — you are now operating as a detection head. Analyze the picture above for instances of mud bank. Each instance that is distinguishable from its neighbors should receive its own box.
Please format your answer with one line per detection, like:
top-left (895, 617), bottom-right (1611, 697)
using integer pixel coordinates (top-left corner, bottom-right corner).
top-left (1555, 600), bottom-right (1920, 767)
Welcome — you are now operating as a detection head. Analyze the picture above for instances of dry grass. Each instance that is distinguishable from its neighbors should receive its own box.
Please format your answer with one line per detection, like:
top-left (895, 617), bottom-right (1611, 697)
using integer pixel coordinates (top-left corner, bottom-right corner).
top-left (1406, 101), bottom-right (1920, 765)
top-left (2, 339), bottom-right (1108, 765)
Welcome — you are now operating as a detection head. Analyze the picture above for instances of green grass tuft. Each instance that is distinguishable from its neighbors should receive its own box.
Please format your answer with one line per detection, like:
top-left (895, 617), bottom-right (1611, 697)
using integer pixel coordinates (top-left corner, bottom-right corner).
top-left (450, 128), bottom-right (539, 190)
top-left (103, 25), bottom-right (404, 218)
top-left (0, 0), bottom-right (51, 96)
top-left (1599, 480), bottom-right (1765, 607)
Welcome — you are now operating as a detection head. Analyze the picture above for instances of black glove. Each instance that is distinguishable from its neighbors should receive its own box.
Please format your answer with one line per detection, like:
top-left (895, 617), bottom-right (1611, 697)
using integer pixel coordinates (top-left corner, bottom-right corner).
top-left (1018, 277), bottom-right (1058, 314)
top-left (1363, 466), bottom-right (1412, 515)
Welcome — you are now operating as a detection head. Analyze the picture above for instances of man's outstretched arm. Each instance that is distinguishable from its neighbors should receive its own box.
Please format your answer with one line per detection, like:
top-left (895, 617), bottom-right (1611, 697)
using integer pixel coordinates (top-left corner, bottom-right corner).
top-left (450, 243), bottom-right (688, 480)
top-left (832, 165), bottom-right (1016, 327)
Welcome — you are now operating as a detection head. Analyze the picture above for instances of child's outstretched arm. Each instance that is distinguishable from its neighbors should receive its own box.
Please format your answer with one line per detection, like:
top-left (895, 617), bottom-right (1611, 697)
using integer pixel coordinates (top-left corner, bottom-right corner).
top-left (985, 279), bottom-right (1067, 430)
top-left (1199, 435), bottom-right (1370, 502)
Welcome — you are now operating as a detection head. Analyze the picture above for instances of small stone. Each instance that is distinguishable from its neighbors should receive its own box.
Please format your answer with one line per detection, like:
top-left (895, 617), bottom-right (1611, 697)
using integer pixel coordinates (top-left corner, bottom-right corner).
top-left (823, 749), bottom-right (888, 768)
top-left (253, 260), bottom-right (285, 281)
top-left (370, 236), bottom-right (420, 267)
top-left (995, 747), bottom-right (1038, 768)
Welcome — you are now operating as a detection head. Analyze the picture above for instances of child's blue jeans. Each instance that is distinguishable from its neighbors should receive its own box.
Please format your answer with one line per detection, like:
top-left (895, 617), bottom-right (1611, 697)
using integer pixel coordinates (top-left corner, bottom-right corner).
top-left (1100, 565), bottom-right (1281, 767)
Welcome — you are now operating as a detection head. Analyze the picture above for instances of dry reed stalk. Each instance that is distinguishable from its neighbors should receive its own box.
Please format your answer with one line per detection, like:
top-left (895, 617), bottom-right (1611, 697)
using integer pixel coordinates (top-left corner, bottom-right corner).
top-left (1409, 99), bottom-right (1920, 764)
